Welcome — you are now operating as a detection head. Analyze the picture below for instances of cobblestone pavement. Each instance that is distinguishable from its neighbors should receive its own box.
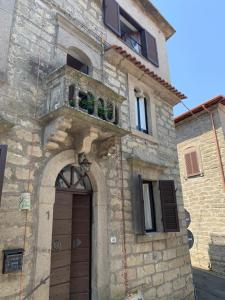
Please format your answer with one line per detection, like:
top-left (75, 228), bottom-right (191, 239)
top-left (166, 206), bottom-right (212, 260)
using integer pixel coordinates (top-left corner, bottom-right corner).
top-left (193, 268), bottom-right (225, 300)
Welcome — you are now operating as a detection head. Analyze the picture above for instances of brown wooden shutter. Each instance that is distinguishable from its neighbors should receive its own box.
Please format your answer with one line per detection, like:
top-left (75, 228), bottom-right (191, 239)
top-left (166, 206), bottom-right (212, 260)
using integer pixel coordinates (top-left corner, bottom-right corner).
top-left (103, 0), bottom-right (121, 36)
top-left (159, 180), bottom-right (180, 232)
top-left (141, 30), bottom-right (159, 66)
top-left (0, 145), bottom-right (8, 204)
top-left (132, 174), bottom-right (145, 235)
top-left (185, 150), bottom-right (200, 177)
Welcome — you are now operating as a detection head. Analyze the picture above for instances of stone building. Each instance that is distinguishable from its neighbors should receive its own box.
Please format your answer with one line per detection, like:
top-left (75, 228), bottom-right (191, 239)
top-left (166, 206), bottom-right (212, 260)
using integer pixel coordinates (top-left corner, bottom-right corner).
top-left (0, 0), bottom-right (194, 299)
top-left (175, 95), bottom-right (225, 276)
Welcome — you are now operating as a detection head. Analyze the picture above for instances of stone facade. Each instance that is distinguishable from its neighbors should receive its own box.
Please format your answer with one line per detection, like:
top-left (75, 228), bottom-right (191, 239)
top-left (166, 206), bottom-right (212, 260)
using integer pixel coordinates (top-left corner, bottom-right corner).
top-left (0, 0), bottom-right (194, 299)
top-left (175, 98), bottom-right (225, 276)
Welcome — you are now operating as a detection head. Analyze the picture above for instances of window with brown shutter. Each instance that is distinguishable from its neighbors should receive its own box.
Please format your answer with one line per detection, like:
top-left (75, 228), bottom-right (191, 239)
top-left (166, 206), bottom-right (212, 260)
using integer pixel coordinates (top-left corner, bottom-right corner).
top-left (159, 180), bottom-right (180, 232)
top-left (132, 174), bottom-right (145, 235)
top-left (184, 150), bottom-right (200, 177)
top-left (0, 145), bottom-right (8, 204)
top-left (103, 0), bottom-right (121, 36)
top-left (132, 175), bottom-right (157, 234)
top-left (141, 30), bottom-right (159, 67)
top-left (103, 1), bottom-right (159, 66)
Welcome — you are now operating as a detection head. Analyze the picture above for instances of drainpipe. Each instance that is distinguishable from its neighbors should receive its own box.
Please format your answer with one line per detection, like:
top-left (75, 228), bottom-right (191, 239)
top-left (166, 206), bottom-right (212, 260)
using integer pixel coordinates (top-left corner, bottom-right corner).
top-left (202, 105), bottom-right (225, 191)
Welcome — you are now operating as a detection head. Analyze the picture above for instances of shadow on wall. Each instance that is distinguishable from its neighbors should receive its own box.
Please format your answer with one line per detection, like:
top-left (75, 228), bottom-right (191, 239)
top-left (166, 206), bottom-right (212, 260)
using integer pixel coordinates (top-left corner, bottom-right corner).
top-left (208, 234), bottom-right (225, 276)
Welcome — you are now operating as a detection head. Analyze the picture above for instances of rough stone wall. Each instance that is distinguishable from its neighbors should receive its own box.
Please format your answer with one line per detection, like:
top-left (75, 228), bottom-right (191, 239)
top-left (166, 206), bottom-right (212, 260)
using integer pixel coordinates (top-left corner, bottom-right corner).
top-left (103, 65), bottom-right (194, 299)
top-left (0, 0), bottom-right (194, 299)
top-left (176, 109), bottom-right (225, 276)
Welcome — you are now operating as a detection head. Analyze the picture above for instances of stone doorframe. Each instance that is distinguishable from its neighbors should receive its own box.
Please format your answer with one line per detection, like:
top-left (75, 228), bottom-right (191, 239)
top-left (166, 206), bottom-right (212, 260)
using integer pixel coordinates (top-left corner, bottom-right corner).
top-left (33, 150), bottom-right (110, 300)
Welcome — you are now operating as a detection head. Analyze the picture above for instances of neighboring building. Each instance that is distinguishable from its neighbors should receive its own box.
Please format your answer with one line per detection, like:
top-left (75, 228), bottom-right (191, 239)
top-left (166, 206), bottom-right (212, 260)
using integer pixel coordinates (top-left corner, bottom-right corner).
top-left (175, 95), bottom-right (225, 276)
top-left (0, 0), bottom-right (194, 299)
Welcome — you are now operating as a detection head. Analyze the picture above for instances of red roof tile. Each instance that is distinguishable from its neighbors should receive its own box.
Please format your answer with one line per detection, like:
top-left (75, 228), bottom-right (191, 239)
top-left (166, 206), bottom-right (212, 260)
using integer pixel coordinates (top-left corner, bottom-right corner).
top-left (174, 95), bottom-right (225, 124)
top-left (106, 45), bottom-right (186, 100)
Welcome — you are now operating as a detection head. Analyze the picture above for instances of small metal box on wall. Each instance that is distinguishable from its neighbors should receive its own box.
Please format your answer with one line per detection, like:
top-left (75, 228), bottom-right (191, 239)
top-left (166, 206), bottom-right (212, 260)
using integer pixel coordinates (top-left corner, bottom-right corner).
top-left (2, 249), bottom-right (24, 274)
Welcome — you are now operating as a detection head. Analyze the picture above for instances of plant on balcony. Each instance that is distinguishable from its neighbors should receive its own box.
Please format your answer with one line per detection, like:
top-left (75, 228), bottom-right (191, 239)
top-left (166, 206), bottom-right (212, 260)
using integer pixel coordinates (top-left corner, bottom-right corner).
top-left (79, 92), bottom-right (94, 115)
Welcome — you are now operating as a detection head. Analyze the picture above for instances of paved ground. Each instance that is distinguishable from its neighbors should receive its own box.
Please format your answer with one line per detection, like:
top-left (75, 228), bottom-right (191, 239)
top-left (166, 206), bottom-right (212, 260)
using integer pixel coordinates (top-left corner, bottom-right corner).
top-left (193, 268), bottom-right (225, 300)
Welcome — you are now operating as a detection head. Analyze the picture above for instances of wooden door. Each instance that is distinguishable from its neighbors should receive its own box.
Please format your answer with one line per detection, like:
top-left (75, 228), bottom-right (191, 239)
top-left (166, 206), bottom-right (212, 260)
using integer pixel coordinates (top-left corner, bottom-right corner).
top-left (50, 191), bottom-right (73, 300)
top-left (50, 192), bottom-right (91, 300)
top-left (70, 194), bottom-right (91, 300)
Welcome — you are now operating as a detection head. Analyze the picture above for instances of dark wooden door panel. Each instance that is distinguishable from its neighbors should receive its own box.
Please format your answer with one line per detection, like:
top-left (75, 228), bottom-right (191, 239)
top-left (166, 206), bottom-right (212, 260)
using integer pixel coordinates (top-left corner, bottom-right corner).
top-left (49, 282), bottom-right (70, 300)
top-left (50, 191), bottom-right (91, 300)
top-left (70, 194), bottom-right (91, 298)
top-left (51, 235), bottom-right (71, 251)
top-left (71, 248), bottom-right (90, 263)
top-left (70, 293), bottom-right (89, 300)
top-left (73, 207), bottom-right (90, 219)
top-left (50, 265), bottom-right (70, 286)
top-left (52, 219), bottom-right (72, 235)
top-left (70, 262), bottom-right (89, 278)
top-left (50, 192), bottom-right (73, 300)
top-left (72, 221), bottom-right (90, 234)
top-left (70, 277), bottom-right (90, 293)
top-left (54, 204), bottom-right (73, 219)
top-left (72, 234), bottom-right (90, 248)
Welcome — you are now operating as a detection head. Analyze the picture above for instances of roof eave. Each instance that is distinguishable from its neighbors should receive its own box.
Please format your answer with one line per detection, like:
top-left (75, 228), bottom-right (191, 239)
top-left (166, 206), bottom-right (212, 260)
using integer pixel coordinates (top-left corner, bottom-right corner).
top-left (137, 0), bottom-right (176, 40)
top-left (174, 95), bottom-right (225, 124)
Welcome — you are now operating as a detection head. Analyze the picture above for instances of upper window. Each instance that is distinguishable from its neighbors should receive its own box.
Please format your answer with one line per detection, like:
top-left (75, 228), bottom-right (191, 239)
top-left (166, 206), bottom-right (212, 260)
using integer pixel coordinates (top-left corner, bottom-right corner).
top-left (120, 14), bottom-right (142, 55)
top-left (135, 96), bottom-right (148, 134)
top-left (184, 147), bottom-right (201, 178)
top-left (67, 54), bottom-right (89, 75)
top-left (103, 0), bottom-right (159, 67)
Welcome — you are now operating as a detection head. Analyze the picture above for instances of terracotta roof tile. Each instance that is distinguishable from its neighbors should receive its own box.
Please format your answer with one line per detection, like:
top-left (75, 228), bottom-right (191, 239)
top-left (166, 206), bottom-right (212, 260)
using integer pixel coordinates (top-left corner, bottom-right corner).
top-left (106, 45), bottom-right (186, 100)
top-left (174, 95), bottom-right (225, 124)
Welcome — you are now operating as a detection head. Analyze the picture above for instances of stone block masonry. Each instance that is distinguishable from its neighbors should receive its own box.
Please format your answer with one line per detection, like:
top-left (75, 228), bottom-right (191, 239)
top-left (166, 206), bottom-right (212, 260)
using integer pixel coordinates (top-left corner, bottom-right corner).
top-left (176, 107), bottom-right (225, 276)
top-left (0, 0), bottom-right (194, 299)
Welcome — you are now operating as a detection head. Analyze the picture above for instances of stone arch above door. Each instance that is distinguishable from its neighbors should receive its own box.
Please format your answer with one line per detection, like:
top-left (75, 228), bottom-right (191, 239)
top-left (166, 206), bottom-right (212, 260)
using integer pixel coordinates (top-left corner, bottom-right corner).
top-left (33, 150), bottom-right (109, 300)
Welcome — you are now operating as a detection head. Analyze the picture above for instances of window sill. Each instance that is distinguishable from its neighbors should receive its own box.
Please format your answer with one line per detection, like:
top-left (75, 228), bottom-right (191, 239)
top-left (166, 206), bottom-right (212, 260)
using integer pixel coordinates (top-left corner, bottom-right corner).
top-left (184, 172), bottom-right (204, 180)
top-left (131, 129), bottom-right (159, 144)
top-left (137, 232), bottom-right (176, 243)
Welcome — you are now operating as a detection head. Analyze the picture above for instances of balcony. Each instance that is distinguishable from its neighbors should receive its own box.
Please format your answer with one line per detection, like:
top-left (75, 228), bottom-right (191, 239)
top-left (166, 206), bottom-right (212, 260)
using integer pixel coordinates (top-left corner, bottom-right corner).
top-left (39, 66), bottom-right (130, 155)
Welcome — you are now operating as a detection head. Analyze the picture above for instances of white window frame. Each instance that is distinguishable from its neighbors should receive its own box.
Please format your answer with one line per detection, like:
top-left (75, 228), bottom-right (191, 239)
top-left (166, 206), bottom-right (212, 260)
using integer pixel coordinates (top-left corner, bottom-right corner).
top-left (128, 74), bottom-right (158, 143)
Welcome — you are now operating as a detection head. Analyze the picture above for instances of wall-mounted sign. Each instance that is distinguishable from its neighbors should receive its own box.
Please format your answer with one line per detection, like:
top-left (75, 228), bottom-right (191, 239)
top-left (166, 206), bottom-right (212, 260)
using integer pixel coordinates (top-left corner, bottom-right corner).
top-left (19, 192), bottom-right (31, 210)
top-left (187, 229), bottom-right (194, 249)
top-left (2, 249), bottom-right (24, 274)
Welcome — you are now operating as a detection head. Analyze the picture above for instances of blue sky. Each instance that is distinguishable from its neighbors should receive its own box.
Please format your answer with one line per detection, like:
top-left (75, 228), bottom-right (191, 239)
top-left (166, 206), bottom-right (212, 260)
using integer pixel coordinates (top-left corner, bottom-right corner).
top-left (151, 0), bottom-right (225, 116)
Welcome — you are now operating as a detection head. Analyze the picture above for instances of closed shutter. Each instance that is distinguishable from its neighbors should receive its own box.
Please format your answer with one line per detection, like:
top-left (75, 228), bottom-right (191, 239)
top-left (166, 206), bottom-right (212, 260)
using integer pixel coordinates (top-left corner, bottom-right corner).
top-left (185, 150), bottom-right (200, 177)
top-left (0, 145), bottom-right (8, 203)
top-left (159, 180), bottom-right (180, 232)
top-left (132, 174), bottom-right (145, 235)
top-left (141, 30), bottom-right (159, 66)
top-left (103, 0), bottom-right (121, 36)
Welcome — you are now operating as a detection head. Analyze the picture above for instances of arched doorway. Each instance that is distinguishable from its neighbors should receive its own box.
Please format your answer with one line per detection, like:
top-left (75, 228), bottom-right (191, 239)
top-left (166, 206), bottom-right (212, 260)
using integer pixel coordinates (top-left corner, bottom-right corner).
top-left (49, 164), bottom-right (92, 300)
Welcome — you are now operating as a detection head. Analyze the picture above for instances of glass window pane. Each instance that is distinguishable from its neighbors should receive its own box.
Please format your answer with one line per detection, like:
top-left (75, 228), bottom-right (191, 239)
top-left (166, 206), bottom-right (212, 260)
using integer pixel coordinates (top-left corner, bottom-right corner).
top-left (143, 183), bottom-right (153, 231)
top-left (139, 98), bottom-right (147, 131)
top-left (135, 98), bottom-right (139, 128)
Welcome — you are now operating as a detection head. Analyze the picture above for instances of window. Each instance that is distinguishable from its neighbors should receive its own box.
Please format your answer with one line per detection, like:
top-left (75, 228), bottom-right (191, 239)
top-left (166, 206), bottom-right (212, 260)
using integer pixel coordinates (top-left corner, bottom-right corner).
top-left (103, 0), bottom-right (159, 66)
top-left (184, 148), bottom-right (201, 177)
top-left (67, 54), bottom-right (89, 75)
top-left (142, 181), bottom-right (156, 232)
top-left (0, 145), bottom-right (8, 204)
top-left (135, 96), bottom-right (148, 134)
top-left (120, 14), bottom-right (142, 55)
top-left (133, 175), bottom-right (180, 235)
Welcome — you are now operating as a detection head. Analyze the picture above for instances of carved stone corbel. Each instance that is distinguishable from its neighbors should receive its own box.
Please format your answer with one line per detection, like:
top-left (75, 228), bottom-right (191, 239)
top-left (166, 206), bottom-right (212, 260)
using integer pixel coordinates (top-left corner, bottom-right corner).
top-left (75, 128), bottom-right (100, 154)
top-left (44, 116), bottom-right (72, 151)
